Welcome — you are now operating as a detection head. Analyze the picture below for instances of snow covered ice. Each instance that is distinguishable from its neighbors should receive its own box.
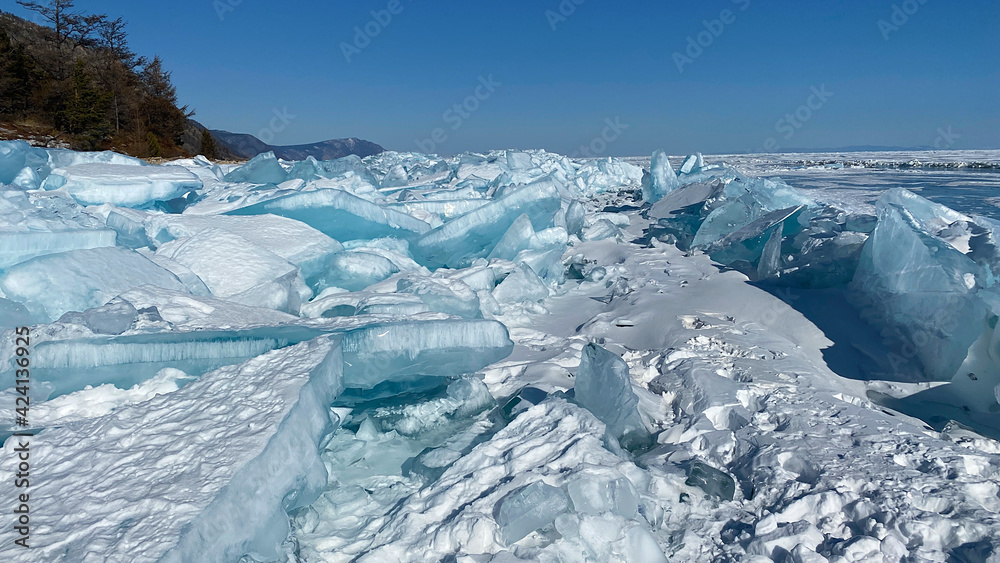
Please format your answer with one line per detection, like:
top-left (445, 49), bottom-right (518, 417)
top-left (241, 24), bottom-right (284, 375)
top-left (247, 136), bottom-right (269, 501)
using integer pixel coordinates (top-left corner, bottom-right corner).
top-left (3, 140), bottom-right (1000, 561)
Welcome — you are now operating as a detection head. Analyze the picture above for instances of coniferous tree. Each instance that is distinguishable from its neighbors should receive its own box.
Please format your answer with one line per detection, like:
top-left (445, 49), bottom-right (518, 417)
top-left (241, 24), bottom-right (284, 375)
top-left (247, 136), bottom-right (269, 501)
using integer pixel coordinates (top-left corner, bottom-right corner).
top-left (146, 132), bottom-right (161, 157)
top-left (200, 128), bottom-right (219, 160)
top-left (1, 6), bottom-right (194, 155)
top-left (139, 56), bottom-right (189, 146)
top-left (60, 58), bottom-right (110, 148)
top-left (0, 27), bottom-right (37, 117)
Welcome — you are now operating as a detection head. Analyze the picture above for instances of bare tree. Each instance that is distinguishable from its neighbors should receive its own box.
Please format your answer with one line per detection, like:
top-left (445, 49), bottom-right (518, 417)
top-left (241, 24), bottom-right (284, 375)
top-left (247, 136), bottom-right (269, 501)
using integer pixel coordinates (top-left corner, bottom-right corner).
top-left (16, 0), bottom-right (78, 48)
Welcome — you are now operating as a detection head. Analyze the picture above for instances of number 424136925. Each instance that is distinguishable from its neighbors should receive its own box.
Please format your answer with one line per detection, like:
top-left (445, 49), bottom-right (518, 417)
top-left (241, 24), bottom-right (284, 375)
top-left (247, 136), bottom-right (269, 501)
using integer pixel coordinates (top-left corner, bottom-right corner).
top-left (14, 327), bottom-right (30, 426)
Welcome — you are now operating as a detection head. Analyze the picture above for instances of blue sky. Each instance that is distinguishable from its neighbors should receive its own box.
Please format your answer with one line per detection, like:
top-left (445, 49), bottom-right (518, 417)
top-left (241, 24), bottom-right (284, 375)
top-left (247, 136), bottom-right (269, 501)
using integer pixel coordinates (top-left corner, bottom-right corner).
top-left (8, 0), bottom-right (999, 155)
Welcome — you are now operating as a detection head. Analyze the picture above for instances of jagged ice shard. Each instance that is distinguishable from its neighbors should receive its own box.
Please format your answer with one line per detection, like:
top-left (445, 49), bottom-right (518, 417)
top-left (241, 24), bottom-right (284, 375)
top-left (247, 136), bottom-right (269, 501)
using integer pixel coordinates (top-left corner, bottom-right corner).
top-left (574, 343), bottom-right (650, 450)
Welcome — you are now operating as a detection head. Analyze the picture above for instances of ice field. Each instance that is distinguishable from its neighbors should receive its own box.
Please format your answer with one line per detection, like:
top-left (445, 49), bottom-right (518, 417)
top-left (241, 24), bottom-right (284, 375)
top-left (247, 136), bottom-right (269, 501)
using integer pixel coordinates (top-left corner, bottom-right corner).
top-left (2, 140), bottom-right (1000, 561)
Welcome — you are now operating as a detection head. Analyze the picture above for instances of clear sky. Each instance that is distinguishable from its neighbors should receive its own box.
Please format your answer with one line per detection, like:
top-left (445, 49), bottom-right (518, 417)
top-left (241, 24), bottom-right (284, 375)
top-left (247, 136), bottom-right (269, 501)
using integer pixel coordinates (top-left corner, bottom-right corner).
top-left (8, 0), bottom-right (999, 155)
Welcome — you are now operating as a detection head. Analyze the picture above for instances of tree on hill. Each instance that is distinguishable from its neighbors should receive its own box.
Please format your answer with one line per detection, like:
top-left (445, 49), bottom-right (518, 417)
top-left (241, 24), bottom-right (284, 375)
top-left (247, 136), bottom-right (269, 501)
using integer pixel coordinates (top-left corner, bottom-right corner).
top-left (200, 128), bottom-right (219, 160)
top-left (60, 58), bottom-right (109, 148)
top-left (0, 27), bottom-right (38, 117)
top-left (0, 3), bottom-right (193, 156)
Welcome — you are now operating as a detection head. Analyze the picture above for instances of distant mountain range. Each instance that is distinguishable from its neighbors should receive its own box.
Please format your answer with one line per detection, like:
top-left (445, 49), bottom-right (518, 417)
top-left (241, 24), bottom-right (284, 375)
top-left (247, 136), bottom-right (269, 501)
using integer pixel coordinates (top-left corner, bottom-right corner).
top-left (182, 120), bottom-right (384, 162)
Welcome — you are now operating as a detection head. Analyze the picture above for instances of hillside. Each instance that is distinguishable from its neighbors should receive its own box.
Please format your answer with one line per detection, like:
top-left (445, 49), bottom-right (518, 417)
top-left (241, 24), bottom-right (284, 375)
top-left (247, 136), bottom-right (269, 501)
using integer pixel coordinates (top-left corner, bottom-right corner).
top-left (0, 7), bottom-right (189, 156)
top-left (209, 129), bottom-right (384, 161)
top-left (0, 7), bottom-right (383, 162)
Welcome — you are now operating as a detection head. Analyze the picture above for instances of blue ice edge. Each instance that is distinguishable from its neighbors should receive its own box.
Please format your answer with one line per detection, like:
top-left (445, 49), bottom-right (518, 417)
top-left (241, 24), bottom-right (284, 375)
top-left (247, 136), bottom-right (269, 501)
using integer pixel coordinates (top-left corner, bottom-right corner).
top-left (1, 318), bottom-right (514, 415)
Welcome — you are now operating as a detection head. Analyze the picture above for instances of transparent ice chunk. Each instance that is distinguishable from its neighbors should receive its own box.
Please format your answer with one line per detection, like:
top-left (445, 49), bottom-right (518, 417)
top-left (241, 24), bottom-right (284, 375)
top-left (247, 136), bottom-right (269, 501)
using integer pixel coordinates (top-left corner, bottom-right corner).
top-left (413, 177), bottom-right (562, 269)
top-left (685, 461), bottom-right (736, 501)
top-left (223, 151), bottom-right (288, 184)
top-left (641, 150), bottom-right (680, 203)
top-left (492, 263), bottom-right (549, 304)
top-left (574, 343), bottom-right (650, 450)
top-left (495, 482), bottom-right (569, 545)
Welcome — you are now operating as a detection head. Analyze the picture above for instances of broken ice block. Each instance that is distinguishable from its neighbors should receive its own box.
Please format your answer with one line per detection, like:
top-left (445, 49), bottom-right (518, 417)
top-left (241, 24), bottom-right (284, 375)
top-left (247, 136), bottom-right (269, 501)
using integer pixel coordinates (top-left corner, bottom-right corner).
top-left (144, 214), bottom-right (343, 280)
top-left (0, 337), bottom-right (343, 562)
top-left (575, 343), bottom-right (650, 450)
top-left (79, 299), bottom-right (139, 335)
top-left (0, 298), bottom-right (30, 330)
top-left (42, 163), bottom-right (202, 208)
top-left (488, 214), bottom-right (536, 261)
top-left (705, 206), bottom-right (804, 267)
top-left (686, 461), bottom-right (736, 501)
top-left (413, 177), bottom-right (562, 269)
top-left (0, 247), bottom-right (188, 322)
top-left (155, 228), bottom-right (310, 314)
top-left (492, 263), bottom-right (549, 304)
top-left (566, 475), bottom-right (638, 518)
top-left (692, 177), bottom-right (815, 249)
top-left (0, 187), bottom-right (118, 269)
top-left (496, 482), bottom-right (569, 545)
top-left (851, 189), bottom-right (990, 381)
top-left (226, 188), bottom-right (431, 242)
top-left (574, 157), bottom-right (644, 196)
top-left (641, 150), bottom-right (680, 203)
top-left (565, 200), bottom-right (586, 237)
top-left (679, 153), bottom-right (704, 176)
top-left (583, 218), bottom-right (621, 241)
top-left (341, 319), bottom-right (514, 388)
top-left (397, 275), bottom-right (481, 318)
top-left (0, 140), bottom-right (48, 184)
top-left (223, 151), bottom-right (288, 184)
top-left (311, 251), bottom-right (399, 292)
top-left (355, 294), bottom-right (430, 316)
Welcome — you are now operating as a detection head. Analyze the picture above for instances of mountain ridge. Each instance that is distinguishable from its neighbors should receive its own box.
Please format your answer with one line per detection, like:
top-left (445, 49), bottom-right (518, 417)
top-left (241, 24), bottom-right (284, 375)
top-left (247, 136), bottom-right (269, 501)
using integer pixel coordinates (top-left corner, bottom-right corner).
top-left (206, 127), bottom-right (385, 161)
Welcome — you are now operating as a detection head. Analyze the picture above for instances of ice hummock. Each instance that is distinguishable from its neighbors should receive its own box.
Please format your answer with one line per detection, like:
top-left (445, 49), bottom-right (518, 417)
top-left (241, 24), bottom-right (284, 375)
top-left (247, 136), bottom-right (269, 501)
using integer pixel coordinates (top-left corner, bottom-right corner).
top-left (42, 163), bottom-right (202, 208)
top-left (154, 228), bottom-right (311, 314)
top-left (225, 187), bottom-right (431, 242)
top-left (0, 247), bottom-right (187, 323)
top-left (414, 176), bottom-right (562, 268)
top-left (0, 337), bottom-right (343, 562)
